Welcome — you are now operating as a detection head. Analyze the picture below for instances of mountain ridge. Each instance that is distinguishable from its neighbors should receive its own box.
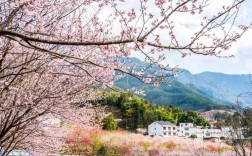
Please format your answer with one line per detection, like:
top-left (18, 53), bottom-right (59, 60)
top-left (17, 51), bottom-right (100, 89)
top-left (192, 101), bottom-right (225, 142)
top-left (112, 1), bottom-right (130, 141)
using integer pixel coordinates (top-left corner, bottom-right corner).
top-left (115, 57), bottom-right (252, 109)
top-left (176, 69), bottom-right (252, 106)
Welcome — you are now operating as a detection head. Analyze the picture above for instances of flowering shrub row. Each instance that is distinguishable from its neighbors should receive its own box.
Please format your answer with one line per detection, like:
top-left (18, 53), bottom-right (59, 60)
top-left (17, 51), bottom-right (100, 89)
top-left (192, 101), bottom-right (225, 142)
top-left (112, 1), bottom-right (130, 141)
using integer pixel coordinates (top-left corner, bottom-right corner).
top-left (63, 127), bottom-right (235, 156)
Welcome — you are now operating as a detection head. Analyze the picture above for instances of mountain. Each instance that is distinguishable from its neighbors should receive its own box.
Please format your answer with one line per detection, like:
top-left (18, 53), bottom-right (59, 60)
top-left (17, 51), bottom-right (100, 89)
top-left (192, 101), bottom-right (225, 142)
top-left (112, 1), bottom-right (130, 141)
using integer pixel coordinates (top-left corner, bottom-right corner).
top-left (115, 76), bottom-right (227, 110)
top-left (176, 70), bottom-right (252, 106)
top-left (114, 57), bottom-right (252, 109)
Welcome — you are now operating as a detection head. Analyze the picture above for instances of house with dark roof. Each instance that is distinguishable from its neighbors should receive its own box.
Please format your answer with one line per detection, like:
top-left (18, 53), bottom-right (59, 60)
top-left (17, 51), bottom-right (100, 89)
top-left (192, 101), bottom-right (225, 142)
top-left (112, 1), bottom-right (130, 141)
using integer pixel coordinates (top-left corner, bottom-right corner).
top-left (148, 121), bottom-right (177, 137)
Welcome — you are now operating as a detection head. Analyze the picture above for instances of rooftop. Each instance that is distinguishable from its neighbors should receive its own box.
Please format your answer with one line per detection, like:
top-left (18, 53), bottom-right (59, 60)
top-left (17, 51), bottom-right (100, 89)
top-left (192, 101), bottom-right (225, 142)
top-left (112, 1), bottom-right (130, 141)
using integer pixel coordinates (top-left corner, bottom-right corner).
top-left (155, 121), bottom-right (175, 126)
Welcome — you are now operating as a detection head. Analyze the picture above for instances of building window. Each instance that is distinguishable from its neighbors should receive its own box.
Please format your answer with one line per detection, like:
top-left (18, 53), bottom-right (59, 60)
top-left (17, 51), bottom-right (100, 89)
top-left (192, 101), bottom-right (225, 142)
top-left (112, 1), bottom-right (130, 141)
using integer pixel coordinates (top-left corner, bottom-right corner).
top-left (185, 133), bottom-right (189, 136)
top-left (185, 127), bottom-right (189, 131)
top-left (173, 127), bottom-right (176, 130)
top-left (185, 123), bottom-right (188, 126)
top-left (163, 127), bottom-right (166, 130)
top-left (163, 132), bottom-right (167, 135)
top-left (168, 127), bottom-right (171, 130)
top-left (155, 128), bottom-right (156, 130)
top-left (206, 133), bottom-right (210, 136)
top-left (173, 133), bottom-right (176, 136)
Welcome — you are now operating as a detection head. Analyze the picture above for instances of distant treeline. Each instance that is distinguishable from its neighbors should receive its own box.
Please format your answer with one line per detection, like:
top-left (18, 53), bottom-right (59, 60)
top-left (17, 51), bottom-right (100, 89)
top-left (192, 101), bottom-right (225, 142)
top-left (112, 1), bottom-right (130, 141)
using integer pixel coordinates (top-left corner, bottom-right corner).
top-left (93, 93), bottom-right (210, 130)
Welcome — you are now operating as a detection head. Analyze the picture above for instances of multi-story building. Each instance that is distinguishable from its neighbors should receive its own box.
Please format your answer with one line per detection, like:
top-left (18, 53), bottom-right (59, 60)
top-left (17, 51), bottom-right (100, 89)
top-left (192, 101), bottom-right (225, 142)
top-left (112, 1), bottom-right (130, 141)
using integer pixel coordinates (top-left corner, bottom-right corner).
top-left (178, 123), bottom-right (194, 137)
top-left (148, 122), bottom-right (238, 139)
top-left (148, 121), bottom-right (177, 137)
top-left (178, 123), bottom-right (225, 139)
top-left (221, 127), bottom-right (245, 139)
top-left (203, 129), bottom-right (224, 138)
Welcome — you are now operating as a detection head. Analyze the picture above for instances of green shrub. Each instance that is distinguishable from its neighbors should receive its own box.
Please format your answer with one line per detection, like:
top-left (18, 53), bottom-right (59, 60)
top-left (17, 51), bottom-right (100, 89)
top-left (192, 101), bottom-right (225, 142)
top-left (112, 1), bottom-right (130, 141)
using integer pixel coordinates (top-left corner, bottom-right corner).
top-left (190, 134), bottom-right (197, 139)
top-left (220, 136), bottom-right (225, 140)
top-left (102, 114), bottom-right (117, 131)
top-left (97, 145), bottom-right (120, 156)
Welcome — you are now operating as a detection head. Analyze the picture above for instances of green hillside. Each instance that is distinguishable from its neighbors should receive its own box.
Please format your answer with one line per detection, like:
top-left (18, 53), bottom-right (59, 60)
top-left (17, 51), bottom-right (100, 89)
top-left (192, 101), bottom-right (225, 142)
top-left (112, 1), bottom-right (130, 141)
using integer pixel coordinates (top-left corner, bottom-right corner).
top-left (114, 75), bottom-right (230, 110)
top-left (113, 57), bottom-right (251, 110)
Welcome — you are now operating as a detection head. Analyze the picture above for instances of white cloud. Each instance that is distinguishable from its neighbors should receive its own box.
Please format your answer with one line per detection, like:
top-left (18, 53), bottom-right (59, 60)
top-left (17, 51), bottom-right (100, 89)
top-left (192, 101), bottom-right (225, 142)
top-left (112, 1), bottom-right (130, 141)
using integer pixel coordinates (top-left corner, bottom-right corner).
top-left (237, 29), bottom-right (252, 50)
top-left (153, 0), bottom-right (252, 74)
top-left (102, 0), bottom-right (252, 74)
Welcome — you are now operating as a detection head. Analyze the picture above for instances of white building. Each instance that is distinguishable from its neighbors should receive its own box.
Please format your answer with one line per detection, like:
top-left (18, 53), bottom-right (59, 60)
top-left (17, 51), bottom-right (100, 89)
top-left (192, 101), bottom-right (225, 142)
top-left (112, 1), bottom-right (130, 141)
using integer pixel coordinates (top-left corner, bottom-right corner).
top-left (148, 121), bottom-right (177, 137)
top-left (203, 129), bottom-right (224, 139)
top-left (178, 123), bottom-right (224, 139)
top-left (148, 122), bottom-right (240, 139)
top-left (221, 127), bottom-right (245, 139)
top-left (178, 123), bottom-right (197, 137)
top-left (1, 150), bottom-right (31, 156)
top-left (201, 114), bottom-right (211, 121)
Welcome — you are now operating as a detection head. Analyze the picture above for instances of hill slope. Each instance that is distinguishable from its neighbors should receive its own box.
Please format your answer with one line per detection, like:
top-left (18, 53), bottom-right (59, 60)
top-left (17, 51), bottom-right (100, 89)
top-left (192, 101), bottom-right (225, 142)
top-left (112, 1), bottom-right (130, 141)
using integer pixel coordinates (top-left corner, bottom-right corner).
top-left (176, 70), bottom-right (252, 106)
top-left (114, 57), bottom-right (252, 109)
top-left (115, 74), bottom-right (229, 110)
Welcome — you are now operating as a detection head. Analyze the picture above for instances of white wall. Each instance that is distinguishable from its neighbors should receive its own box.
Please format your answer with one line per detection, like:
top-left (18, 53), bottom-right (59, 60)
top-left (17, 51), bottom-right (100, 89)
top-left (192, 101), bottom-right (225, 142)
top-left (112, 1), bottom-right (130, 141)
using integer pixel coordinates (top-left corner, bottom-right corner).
top-left (178, 123), bottom-right (225, 139)
top-left (221, 127), bottom-right (245, 139)
top-left (148, 122), bottom-right (178, 137)
top-left (178, 123), bottom-right (195, 137)
top-left (148, 122), bottom-right (164, 136)
top-left (162, 125), bottom-right (177, 137)
top-left (149, 122), bottom-right (228, 139)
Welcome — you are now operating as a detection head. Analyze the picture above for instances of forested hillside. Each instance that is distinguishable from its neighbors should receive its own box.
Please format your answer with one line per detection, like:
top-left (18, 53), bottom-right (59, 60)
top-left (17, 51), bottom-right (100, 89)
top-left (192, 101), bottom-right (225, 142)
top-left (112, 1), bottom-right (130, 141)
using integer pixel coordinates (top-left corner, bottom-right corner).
top-left (95, 93), bottom-right (210, 130)
top-left (115, 57), bottom-right (251, 109)
top-left (115, 73), bottom-right (231, 110)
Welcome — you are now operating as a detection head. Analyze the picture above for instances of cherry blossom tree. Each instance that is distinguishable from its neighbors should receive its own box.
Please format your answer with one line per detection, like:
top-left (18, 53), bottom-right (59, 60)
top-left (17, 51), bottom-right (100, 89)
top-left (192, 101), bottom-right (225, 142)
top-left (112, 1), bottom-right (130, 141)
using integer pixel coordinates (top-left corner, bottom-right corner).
top-left (0, 0), bottom-right (249, 85)
top-left (0, 0), bottom-right (250, 155)
top-left (0, 44), bottom-right (104, 155)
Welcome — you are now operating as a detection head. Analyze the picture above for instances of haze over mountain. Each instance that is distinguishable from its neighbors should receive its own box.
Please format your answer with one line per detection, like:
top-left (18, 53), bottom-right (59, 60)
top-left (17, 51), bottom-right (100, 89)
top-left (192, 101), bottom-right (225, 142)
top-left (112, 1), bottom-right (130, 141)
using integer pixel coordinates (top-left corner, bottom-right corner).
top-left (177, 70), bottom-right (252, 105)
top-left (115, 58), bottom-right (252, 109)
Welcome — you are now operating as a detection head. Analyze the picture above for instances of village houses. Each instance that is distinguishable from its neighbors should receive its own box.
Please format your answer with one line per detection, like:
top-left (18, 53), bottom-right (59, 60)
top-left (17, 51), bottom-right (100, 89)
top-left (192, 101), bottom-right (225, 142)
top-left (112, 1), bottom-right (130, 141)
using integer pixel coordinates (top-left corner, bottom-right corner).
top-left (148, 121), bottom-right (227, 139)
top-left (148, 121), bottom-right (178, 137)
